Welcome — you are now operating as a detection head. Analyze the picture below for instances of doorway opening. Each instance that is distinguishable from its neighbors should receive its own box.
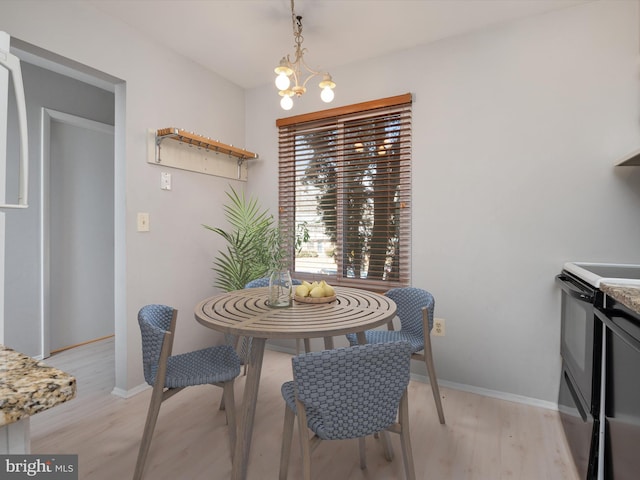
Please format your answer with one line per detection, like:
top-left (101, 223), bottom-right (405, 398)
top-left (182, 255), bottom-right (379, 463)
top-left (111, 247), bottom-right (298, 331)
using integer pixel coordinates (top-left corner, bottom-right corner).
top-left (41, 109), bottom-right (115, 356)
top-left (6, 37), bottom-right (126, 393)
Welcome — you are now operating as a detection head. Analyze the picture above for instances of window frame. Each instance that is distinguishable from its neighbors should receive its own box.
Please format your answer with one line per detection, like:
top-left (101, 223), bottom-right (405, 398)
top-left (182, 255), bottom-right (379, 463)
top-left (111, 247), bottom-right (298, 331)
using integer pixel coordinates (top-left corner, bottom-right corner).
top-left (276, 93), bottom-right (412, 291)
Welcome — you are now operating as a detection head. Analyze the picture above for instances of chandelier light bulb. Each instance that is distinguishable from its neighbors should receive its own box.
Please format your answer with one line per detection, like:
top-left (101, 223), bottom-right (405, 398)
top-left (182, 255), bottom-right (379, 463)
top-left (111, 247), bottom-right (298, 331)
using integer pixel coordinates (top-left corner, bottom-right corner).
top-left (280, 95), bottom-right (294, 110)
top-left (275, 72), bottom-right (291, 91)
top-left (319, 73), bottom-right (336, 103)
top-left (320, 86), bottom-right (334, 103)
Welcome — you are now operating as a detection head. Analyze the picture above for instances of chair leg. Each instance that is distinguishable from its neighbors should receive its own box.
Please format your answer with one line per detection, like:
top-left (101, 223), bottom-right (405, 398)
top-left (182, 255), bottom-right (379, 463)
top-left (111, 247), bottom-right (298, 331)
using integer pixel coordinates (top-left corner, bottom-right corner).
top-left (225, 333), bottom-right (249, 376)
top-left (423, 329), bottom-right (446, 424)
top-left (295, 400), bottom-right (312, 480)
top-left (303, 338), bottom-right (311, 353)
top-left (218, 335), bottom-right (240, 413)
top-left (222, 381), bottom-right (237, 460)
top-left (380, 430), bottom-right (394, 461)
top-left (236, 336), bottom-right (251, 376)
top-left (133, 384), bottom-right (165, 480)
top-left (279, 405), bottom-right (295, 480)
top-left (358, 437), bottom-right (367, 469)
top-left (398, 391), bottom-right (416, 480)
top-left (219, 381), bottom-right (227, 412)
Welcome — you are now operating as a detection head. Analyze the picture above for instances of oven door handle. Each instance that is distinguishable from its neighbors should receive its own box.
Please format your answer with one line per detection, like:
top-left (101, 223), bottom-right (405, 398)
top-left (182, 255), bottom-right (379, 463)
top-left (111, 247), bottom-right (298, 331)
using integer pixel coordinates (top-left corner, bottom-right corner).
top-left (556, 275), bottom-right (595, 303)
top-left (597, 309), bottom-right (640, 353)
top-left (563, 370), bottom-right (588, 422)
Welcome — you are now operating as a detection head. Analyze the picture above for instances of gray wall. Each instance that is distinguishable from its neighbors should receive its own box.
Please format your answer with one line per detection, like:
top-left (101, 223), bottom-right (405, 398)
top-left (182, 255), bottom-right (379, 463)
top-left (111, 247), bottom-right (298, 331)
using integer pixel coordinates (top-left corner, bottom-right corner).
top-left (2, 2), bottom-right (249, 393)
top-left (5, 62), bottom-right (114, 356)
top-left (246, 0), bottom-right (640, 404)
top-left (4, 1), bottom-right (639, 405)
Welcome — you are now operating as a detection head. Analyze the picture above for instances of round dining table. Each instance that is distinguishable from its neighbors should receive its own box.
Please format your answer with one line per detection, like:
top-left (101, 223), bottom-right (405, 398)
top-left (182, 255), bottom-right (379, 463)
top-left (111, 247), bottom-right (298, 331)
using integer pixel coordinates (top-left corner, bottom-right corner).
top-left (194, 286), bottom-right (397, 480)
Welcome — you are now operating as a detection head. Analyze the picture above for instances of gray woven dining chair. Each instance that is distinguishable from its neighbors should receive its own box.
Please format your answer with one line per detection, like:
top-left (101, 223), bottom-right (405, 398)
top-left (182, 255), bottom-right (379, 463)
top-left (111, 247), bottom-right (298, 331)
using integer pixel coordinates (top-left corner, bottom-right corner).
top-left (279, 341), bottom-right (416, 480)
top-left (345, 287), bottom-right (446, 424)
top-left (134, 304), bottom-right (241, 480)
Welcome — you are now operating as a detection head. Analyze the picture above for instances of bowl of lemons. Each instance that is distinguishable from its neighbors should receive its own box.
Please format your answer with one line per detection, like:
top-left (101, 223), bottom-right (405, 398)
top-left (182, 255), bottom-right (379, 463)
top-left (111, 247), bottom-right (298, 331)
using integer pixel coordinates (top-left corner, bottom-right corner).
top-left (294, 280), bottom-right (336, 304)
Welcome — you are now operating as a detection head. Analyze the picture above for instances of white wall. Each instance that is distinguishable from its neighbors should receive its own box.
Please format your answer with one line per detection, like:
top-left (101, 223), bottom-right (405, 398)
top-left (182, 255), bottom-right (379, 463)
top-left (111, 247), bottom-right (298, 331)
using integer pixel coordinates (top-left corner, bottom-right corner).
top-left (246, 1), bottom-right (640, 403)
top-left (1, 2), bottom-right (248, 391)
top-left (3, 0), bottom-right (640, 404)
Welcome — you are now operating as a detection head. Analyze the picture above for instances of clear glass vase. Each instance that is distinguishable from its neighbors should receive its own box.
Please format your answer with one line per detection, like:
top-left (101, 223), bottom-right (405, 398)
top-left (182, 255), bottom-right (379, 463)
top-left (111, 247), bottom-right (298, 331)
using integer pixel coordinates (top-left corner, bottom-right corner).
top-left (268, 270), bottom-right (292, 308)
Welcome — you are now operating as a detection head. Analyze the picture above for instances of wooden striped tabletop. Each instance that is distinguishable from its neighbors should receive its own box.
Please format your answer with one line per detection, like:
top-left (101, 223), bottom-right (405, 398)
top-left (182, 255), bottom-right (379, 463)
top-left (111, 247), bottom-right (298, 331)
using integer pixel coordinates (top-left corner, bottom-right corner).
top-left (194, 286), bottom-right (397, 339)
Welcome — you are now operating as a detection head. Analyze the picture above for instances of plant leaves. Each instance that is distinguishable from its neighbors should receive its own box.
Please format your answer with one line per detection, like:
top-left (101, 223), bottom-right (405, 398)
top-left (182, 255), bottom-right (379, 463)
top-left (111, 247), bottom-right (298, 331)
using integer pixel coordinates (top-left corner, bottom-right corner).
top-left (204, 185), bottom-right (282, 291)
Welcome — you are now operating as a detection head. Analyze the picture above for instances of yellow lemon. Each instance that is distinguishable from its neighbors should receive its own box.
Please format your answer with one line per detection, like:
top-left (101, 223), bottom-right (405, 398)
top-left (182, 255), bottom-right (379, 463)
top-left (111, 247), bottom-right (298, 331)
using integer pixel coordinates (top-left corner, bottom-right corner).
top-left (302, 280), bottom-right (312, 288)
top-left (310, 286), bottom-right (324, 298)
top-left (295, 285), bottom-right (310, 297)
top-left (323, 284), bottom-right (335, 297)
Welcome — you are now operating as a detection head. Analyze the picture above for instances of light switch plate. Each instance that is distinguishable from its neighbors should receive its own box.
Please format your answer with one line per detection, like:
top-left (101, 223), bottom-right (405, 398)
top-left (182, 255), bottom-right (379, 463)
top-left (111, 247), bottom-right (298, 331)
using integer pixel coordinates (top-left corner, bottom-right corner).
top-left (161, 172), bottom-right (172, 190)
top-left (137, 212), bottom-right (150, 232)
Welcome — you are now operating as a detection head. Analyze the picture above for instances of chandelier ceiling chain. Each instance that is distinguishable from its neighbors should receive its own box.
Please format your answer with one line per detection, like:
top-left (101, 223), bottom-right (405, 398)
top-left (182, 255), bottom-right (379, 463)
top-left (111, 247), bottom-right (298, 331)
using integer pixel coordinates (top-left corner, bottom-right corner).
top-left (274, 0), bottom-right (336, 110)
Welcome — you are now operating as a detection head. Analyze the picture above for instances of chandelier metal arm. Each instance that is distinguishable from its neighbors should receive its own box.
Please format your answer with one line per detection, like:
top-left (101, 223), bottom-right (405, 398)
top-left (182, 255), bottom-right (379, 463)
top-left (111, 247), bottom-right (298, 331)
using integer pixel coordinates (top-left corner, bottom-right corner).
top-left (274, 0), bottom-right (335, 109)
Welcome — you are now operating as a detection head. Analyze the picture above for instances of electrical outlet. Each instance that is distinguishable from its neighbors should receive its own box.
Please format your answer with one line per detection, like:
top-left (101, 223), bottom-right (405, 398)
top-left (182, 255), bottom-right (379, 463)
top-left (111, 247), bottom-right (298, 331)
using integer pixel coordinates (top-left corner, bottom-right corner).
top-left (433, 318), bottom-right (445, 336)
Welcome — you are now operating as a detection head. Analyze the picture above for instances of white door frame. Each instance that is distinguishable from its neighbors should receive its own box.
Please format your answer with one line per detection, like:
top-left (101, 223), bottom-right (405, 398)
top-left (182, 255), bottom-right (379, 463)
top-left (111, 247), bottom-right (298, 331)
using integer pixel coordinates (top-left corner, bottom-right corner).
top-left (40, 108), bottom-right (114, 358)
top-left (0, 32), bottom-right (9, 346)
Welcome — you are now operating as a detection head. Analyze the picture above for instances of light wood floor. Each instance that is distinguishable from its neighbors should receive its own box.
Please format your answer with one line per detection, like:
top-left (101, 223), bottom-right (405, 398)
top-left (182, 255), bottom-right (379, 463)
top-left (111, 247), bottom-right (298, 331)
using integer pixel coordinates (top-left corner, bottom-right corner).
top-left (30, 338), bottom-right (579, 480)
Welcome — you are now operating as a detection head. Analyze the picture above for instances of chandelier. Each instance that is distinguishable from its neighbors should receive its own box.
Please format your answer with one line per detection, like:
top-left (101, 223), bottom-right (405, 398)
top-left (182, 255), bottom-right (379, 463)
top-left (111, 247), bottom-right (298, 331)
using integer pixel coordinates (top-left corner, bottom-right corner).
top-left (274, 0), bottom-right (336, 110)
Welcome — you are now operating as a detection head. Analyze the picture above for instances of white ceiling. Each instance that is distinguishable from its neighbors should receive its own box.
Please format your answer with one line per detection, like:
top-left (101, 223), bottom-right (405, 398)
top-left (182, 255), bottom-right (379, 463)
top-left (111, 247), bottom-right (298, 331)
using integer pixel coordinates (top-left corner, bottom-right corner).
top-left (86, 0), bottom-right (592, 90)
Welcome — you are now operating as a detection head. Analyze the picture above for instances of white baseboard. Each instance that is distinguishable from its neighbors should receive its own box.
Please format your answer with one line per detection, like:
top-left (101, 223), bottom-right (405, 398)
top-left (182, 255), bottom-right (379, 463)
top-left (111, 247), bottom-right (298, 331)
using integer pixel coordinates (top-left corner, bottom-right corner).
top-left (410, 372), bottom-right (558, 411)
top-left (112, 343), bottom-right (559, 411)
top-left (266, 343), bottom-right (559, 411)
top-left (112, 383), bottom-right (149, 399)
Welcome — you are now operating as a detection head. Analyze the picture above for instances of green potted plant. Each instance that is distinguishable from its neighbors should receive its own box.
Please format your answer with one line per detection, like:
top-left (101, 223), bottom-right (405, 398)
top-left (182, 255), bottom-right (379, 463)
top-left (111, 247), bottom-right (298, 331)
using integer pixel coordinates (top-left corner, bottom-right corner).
top-left (203, 185), bottom-right (284, 293)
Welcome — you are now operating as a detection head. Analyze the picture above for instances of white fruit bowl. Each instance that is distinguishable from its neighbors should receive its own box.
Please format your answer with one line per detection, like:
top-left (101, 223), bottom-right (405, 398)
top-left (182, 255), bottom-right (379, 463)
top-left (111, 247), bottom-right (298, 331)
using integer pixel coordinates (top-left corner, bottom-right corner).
top-left (294, 295), bottom-right (337, 304)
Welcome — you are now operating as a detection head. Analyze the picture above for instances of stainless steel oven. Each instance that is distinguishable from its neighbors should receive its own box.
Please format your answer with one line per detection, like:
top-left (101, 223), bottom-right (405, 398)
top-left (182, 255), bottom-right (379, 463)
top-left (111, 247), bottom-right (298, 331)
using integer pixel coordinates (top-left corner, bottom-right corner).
top-left (557, 272), bottom-right (602, 411)
top-left (556, 271), bottom-right (602, 480)
top-left (556, 262), bottom-right (640, 480)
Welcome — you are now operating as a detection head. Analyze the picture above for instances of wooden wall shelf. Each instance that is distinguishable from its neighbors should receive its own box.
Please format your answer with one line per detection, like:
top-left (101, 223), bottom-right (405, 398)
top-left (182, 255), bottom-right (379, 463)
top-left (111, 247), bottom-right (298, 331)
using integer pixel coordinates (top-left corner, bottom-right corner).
top-left (149, 128), bottom-right (258, 181)
top-left (616, 147), bottom-right (640, 166)
top-left (156, 128), bottom-right (258, 161)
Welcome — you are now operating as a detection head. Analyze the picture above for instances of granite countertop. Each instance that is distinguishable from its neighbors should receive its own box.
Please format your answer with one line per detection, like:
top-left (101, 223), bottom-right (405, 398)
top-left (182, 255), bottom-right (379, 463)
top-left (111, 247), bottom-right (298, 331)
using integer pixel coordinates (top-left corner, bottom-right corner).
top-left (0, 346), bottom-right (76, 427)
top-left (600, 283), bottom-right (640, 315)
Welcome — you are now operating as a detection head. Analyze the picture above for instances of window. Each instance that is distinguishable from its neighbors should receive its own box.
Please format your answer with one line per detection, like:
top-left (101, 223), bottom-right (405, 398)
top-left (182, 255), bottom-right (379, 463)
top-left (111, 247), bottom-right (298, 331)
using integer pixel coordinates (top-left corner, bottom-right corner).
top-left (277, 93), bottom-right (412, 290)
